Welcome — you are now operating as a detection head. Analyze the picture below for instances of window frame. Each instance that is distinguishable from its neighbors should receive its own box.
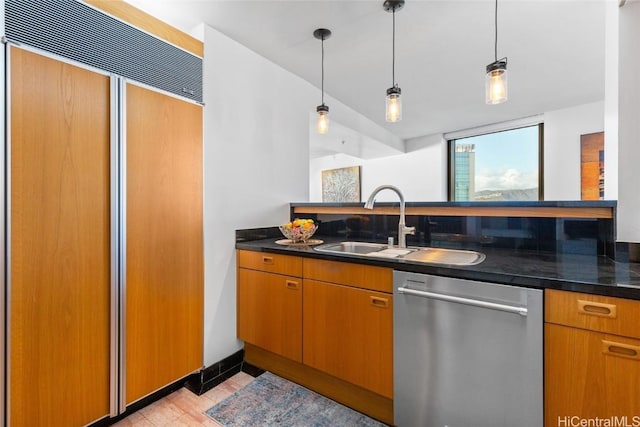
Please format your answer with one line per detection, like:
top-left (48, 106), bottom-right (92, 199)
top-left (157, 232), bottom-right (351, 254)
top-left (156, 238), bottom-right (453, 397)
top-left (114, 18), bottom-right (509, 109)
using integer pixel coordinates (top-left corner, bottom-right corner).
top-left (447, 122), bottom-right (545, 201)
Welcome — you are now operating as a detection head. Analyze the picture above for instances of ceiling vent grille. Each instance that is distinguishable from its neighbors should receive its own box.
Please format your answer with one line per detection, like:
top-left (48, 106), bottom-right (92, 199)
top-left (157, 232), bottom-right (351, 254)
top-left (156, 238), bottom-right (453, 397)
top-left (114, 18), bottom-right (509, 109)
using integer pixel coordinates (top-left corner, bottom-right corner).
top-left (5, 0), bottom-right (203, 103)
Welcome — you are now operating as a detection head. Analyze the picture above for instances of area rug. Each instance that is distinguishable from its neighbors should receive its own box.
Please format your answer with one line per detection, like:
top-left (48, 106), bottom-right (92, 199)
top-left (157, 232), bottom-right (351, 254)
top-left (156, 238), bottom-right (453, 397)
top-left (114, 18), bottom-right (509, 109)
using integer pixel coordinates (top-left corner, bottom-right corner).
top-left (205, 371), bottom-right (386, 426)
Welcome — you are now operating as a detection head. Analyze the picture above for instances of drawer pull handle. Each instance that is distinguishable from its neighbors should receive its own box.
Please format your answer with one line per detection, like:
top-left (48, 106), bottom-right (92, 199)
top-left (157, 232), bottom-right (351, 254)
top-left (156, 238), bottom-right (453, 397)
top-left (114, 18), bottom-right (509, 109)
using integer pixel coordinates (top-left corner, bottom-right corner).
top-left (285, 280), bottom-right (299, 290)
top-left (578, 300), bottom-right (617, 318)
top-left (370, 296), bottom-right (389, 308)
top-left (602, 340), bottom-right (640, 361)
top-left (262, 256), bottom-right (274, 265)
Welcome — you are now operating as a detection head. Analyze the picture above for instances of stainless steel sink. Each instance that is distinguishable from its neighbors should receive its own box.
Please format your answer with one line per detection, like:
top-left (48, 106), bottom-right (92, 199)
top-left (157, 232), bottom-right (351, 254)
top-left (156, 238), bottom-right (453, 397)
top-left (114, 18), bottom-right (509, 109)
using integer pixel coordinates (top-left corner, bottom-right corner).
top-left (402, 247), bottom-right (485, 266)
top-left (313, 242), bottom-right (485, 266)
top-left (314, 241), bottom-right (389, 255)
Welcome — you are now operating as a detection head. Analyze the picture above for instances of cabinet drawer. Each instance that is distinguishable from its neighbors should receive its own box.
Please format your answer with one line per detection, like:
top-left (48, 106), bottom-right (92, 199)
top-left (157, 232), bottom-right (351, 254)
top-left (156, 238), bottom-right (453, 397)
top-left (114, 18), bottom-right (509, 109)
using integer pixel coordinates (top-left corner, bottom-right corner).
top-left (545, 289), bottom-right (640, 339)
top-left (237, 250), bottom-right (302, 277)
top-left (303, 258), bottom-right (392, 293)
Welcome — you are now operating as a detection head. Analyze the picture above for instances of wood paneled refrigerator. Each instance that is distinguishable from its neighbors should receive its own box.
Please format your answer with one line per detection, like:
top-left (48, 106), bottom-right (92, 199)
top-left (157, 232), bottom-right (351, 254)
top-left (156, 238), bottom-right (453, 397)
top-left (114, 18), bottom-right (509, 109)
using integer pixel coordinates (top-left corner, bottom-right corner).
top-left (3, 3), bottom-right (204, 423)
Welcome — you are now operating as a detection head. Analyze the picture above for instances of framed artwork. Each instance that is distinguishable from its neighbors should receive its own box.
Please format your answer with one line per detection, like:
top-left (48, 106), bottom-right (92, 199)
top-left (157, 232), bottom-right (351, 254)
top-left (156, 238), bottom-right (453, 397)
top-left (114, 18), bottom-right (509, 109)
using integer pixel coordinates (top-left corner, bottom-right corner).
top-left (321, 166), bottom-right (361, 202)
top-left (580, 132), bottom-right (604, 200)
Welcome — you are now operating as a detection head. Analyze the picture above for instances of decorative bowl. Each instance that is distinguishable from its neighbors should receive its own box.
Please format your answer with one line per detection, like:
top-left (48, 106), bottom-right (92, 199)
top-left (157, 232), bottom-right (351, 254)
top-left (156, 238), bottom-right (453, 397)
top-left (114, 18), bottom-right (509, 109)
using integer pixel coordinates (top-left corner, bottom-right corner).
top-left (279, 219), bottom-right (318, 243)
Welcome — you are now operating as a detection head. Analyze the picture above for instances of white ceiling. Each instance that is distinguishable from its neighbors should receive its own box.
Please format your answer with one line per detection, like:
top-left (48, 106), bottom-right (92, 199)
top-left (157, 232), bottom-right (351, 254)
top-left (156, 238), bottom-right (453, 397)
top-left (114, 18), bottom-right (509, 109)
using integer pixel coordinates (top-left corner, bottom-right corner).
top-left (126, 0), bottom-right (607, 144)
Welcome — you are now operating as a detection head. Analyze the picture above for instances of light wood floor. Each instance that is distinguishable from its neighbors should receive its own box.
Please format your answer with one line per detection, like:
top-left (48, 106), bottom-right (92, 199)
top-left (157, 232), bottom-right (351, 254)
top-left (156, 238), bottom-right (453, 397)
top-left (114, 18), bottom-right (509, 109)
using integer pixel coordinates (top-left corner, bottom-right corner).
top-left (113, 372), bottom-right (256, 426)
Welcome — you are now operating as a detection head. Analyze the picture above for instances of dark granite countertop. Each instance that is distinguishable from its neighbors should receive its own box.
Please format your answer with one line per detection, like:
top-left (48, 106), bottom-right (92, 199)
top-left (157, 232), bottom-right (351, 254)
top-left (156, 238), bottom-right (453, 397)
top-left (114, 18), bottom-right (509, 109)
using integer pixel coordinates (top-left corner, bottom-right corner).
top-left (236, 236), bottom-right (640, 301)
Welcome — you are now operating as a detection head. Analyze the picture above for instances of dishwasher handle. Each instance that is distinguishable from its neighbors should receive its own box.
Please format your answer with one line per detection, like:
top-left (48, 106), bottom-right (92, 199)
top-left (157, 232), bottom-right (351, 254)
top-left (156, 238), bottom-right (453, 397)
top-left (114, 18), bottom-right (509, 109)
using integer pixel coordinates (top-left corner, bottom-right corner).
top-left (398, 286), bottom-right (528, 316)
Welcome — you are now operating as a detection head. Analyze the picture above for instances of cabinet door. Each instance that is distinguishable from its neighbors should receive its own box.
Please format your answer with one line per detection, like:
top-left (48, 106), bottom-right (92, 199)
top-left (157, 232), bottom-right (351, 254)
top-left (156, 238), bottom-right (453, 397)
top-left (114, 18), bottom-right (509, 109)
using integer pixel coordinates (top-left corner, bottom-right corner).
top-left (9, 46), bottom-right (111, 426)
top-left (126, 83), bottom-right (203, 404)
top-left (237, 269), bottom-right (302, 362)
top-left (545, 323), bottom-right (640, 426)
top-left (303, 279), bottom-right (393, 398)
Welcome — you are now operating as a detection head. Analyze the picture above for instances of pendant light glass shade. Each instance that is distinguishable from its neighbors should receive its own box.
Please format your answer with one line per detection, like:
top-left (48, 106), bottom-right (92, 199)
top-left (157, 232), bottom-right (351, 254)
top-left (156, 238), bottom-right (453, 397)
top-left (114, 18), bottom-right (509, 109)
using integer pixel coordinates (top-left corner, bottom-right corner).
top-left (485, 59), bottom-right (508, 104)
top-left (386, 86), bottom-right (402, 122)
top-left (316, 104), bottom-right (329, 134)
top-left (384, 0), bottom-right (404, 122)
top-left (313, 28), bottom-right (331, 134)
top-left (486, 0), bottom-right (508, 105)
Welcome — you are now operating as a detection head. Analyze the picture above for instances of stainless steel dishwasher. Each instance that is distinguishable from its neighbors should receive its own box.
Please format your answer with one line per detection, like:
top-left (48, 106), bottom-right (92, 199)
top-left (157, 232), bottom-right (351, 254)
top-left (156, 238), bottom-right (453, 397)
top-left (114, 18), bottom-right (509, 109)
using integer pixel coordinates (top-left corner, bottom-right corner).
top-left (394, 271), bottom-right (543, 427)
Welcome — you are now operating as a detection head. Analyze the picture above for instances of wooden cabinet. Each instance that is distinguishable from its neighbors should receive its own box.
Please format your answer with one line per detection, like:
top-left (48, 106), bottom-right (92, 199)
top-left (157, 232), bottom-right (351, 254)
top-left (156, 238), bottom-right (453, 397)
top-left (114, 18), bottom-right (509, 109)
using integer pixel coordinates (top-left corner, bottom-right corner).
top-left (8, 44), bottom-right (204, 423)
top-left (303, 278), bottom-right (393, 398)
top-left (125, 83), bottom-right (203, 404)
top-left (545, 290), bottom-right (640, 426)
top-left (237, 251), bottom-right (302, 361)
top-left (237, 250), bottom-right (303, 277)
top-left (237, 269), bottom-right (302, 361)
top-left (302, 257), bottom-right (393, 293)
top-left (302, 258), bottom-right (393, 398)
top-left (237, 251), bottom-right (393, 423)
top-left (9, 46), bottom-right (112, 426)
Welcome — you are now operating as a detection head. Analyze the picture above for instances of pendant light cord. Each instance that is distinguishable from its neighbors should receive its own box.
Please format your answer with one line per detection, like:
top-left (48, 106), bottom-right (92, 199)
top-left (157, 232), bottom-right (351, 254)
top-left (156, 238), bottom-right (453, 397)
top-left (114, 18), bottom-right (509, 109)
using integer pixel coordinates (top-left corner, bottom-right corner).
top-left (494, 0), bottom-right (498, 62)
top-left (321, 36), bottom-right (325, 105)
top-left (392, 9), bottom-right (396, 86)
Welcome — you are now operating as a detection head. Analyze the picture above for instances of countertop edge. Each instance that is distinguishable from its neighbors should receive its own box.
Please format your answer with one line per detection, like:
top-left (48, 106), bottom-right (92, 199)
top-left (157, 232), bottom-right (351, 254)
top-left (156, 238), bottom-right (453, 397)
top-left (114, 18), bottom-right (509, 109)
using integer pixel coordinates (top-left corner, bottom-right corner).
top-left (235, 240), bottom-right (640, 301)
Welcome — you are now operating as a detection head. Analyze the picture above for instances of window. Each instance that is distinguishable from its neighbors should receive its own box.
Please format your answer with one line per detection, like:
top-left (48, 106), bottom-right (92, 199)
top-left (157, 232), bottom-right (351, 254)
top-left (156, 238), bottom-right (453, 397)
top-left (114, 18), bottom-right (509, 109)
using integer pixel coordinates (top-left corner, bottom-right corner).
top-left (448, 124), bottom-right (543, 201)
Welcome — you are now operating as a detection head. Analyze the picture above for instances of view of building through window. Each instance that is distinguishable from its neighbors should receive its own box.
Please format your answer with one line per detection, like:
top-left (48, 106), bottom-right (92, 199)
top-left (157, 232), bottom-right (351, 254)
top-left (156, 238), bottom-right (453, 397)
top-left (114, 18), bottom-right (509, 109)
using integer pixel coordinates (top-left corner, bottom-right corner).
top-left (450, 125), bottom-right (541, 201)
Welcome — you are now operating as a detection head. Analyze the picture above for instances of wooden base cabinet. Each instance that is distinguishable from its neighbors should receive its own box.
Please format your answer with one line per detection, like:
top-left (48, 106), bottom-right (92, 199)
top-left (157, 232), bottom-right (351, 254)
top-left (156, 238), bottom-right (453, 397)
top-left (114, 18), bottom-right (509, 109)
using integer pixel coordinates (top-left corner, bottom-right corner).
top-left (237, 251), bottom-right (303, 362)
top-left (236, 251), bottom-right (394, 423)
top-left (303, 279), bottom-right (393, 399)
top-left (545, 290), bottom-right (640, 427)
top-left (302, 257), bottom-right (393, 398)
top-left (237, 268), bottom-right (302, 362)
top-left (545, 323), bottom-right (640, 424)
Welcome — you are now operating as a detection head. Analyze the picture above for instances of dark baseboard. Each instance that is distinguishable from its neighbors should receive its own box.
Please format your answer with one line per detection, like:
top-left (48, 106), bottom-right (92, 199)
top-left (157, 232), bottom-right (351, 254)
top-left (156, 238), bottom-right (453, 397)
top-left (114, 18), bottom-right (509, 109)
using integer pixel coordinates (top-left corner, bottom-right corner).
top-left (184, 349), bottom-right (246, 395)
top-left (88, 350), bottom-right (251, 426)
top-left (87, 374), bottom-right (197, 426)
top-left (241, 361), bottom-right (265, 377)
top-left (182, 349), bottom-right (267, 395)
top-left (87, 416), bottom-right (111, 427)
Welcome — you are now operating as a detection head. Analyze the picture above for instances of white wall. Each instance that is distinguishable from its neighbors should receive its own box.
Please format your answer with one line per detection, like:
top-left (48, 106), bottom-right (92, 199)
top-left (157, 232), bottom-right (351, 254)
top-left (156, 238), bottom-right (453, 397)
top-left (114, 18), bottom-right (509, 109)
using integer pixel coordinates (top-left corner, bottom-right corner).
top-left (617, 1), bottom-right (640, 243)
top-left (202, 25), bottom-right (313, 365)
top-left (309, 134), bottom-right (446, 203)
top-left (604, 0), bottom-right (619, 200)
top-left (202, 25), bottom-right (398, 365)
top-left (543, 101), bottom-right (605, 200)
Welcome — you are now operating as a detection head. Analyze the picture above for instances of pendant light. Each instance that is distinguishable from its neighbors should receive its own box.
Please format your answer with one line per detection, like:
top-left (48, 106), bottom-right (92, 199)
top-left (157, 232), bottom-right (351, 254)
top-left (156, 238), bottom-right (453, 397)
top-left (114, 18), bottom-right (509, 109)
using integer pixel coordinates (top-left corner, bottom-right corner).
top-left (384, 0), bottom-right (404, 122)
top-left (314, 28), bottom-right (331, 134)
top-left (485, 0), bottom-right (508, 104)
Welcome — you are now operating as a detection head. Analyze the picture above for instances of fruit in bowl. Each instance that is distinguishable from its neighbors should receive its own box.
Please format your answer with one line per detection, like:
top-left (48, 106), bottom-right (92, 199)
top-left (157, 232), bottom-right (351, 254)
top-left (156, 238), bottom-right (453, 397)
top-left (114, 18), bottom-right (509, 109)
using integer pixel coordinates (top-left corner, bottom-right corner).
top-left (279, 218), bottom-right (318, 243)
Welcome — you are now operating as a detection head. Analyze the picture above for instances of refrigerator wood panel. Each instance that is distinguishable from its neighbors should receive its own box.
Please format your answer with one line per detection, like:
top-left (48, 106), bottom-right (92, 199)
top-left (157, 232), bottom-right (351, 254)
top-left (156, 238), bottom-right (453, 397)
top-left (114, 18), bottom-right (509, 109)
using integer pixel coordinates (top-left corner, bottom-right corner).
top-left (125, 83), bottom-right (203, 404)
top-left (9, 46), bottom-right (111, 426)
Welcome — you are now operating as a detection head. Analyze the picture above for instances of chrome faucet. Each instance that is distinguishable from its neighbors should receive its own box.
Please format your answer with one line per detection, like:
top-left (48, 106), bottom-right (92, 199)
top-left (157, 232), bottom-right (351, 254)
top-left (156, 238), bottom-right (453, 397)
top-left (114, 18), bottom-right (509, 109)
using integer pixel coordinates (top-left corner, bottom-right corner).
top-left (364, 185), bottom-right (415, 248)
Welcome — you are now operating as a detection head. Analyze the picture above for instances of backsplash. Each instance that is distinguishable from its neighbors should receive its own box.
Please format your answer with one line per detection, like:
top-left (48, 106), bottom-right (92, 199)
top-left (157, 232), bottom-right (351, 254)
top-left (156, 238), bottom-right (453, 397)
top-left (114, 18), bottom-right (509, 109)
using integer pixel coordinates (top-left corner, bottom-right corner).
top-left (616, 241), bottom-right (640, 263)
top-left (287, 202), bottom-right (617, 258)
